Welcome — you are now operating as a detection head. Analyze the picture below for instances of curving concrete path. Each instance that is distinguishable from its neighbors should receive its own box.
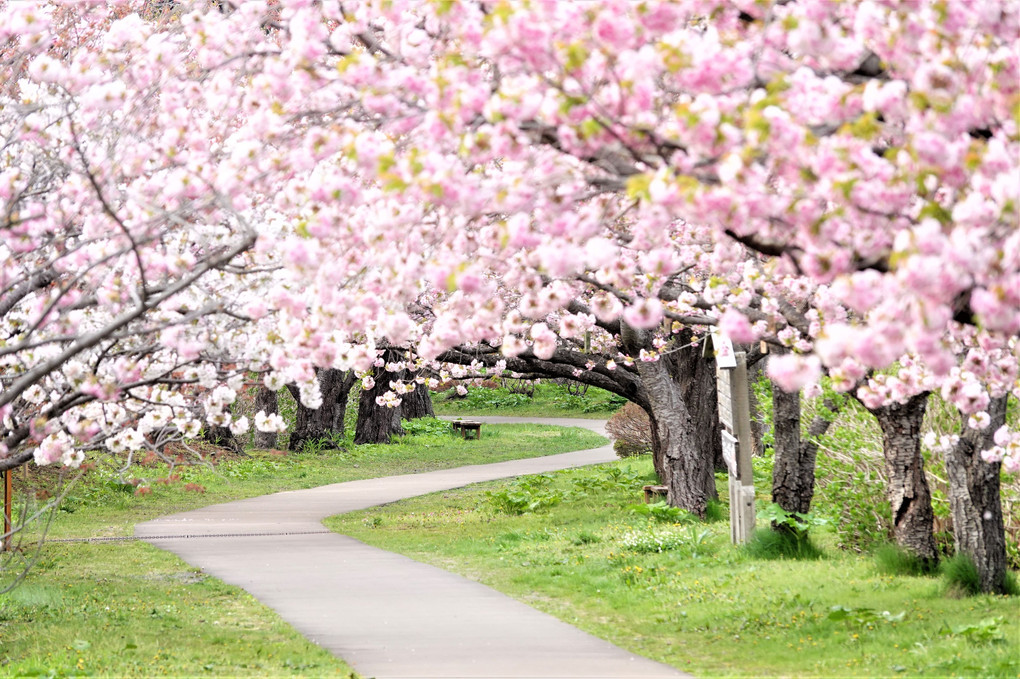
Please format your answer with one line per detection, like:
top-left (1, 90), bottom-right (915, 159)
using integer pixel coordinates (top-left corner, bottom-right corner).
top-left (136, 417), bottom-right (690, 679)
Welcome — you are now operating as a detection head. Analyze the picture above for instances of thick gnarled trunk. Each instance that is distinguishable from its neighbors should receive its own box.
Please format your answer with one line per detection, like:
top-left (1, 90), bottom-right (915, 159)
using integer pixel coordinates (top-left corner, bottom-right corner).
top-left (944, 395), bottom-right (1009, 593)
top-left (625, 325), bottom-right (717, 516)
top-left (868, 393), bottom-right (938, 565)
top-left (401, 379), bottom-right (434, 420)
top-left (672, 340), bottom-right (724, 481)
top-left (288, 369), bottom-right (356, 452)
top-left (354, 353), bottom-right (405, 444)
top-left (639, 357), bottom-right (714, 516)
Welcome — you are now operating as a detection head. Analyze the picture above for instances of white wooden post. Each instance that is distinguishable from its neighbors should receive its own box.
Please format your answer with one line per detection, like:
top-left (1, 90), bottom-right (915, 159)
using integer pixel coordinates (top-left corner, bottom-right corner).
top-left (712, 331), bottom-right (756, 544)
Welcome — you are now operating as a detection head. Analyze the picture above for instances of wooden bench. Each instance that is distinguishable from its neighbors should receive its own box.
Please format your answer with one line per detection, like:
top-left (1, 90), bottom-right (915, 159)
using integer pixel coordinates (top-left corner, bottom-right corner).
top-left (643, 484), bottom-right (668, 503)
top-left (451, 420), bottom-right (482, 440)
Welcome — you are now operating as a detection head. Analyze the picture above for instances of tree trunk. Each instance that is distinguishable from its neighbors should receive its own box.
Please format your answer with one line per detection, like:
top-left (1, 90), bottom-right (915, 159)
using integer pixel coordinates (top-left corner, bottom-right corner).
top-left (401, 378), bottom-right (434, 420)
top-left (944, 395), bottom-right (1010, 593)
top-left (770, 379), bottom-right (836, 529)
top-left (623, 325), bottom-right (716, 516)
top-left (671, 338), bottom-right (724, 484)
top-left (646, 408), bottom-right (669, 484)
top-left (287, 369), bottom-right (356, 452)
top-left (639, 357), bottom-right (714, 516)
top-left (253, 384), bottom-right (279, 449)
top-left (204, 421), bottom-right (241, 453)
top-left (771, 383), bottom-right (808, 514)
top-left (867, 393), bottom-right (939, 565)
top-left (354, 353), bottom-right (405, 444)
top-left (746, 354), bottom-right (766, 457)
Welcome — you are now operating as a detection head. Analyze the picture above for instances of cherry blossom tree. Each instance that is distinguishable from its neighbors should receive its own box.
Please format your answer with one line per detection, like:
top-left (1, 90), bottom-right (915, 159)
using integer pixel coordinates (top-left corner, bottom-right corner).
top-left (2, 0), bottom-right (1017, 589)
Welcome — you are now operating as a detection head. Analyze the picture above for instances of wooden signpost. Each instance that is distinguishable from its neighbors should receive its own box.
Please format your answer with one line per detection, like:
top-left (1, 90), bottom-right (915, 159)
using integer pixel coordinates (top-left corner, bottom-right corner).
top-left (711, 330), bottom-right (756, 545)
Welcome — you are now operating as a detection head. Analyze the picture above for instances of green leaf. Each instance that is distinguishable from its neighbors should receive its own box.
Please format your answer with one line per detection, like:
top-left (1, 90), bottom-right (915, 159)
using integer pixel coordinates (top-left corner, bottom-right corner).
top-left (625, 173), bottom-right (652, 200)
top-left (564, 42), bottom-right (588, 72)
top-left (917, 201), bottom-right (952, 225)
top-left (827, 606), bottom-right (852, 621)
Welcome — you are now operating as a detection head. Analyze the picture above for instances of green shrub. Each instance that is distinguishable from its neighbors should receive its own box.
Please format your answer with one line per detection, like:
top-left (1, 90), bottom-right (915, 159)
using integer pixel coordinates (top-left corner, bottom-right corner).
top-left (940, 616), bottom-right (1009, 644)
top-left (455, 388), bottom-right (531, 410)
top-left (605, 403), bottom-right (652, 458)
top-left (704, 499), bottom-right (728, 523)
top-left (758, 502), bottom-right (830, 534)
top-left (874, 543), bottom-right (939, 577)
top-left (485, 475), bottom-right (563, 515)
top-left (744, 527), bottom-right (825, 560)
top-left (485, 487), bottom-right (562, 515)
top-left (814, 445), bottom-right (891, 551)
top-left (299, 432), bottom-right (347, 454)
top-left (939, 553), bottom-right (1019, 597)
top-left (400, 417), bottom-right (452, 437)
top-left (551, 391), bottom-right (627, 413)
top-left (942, 553), bottom-right (984, 596)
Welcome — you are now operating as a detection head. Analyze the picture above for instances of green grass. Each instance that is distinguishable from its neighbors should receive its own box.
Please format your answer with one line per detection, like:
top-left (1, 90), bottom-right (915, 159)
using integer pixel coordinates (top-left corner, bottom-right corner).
top-left (875, 543), bottom-right (940, 577)
top-left (16, 421), bottom-right (606, 541)
top-left (1, 421), bottom-right (606, 677)
top-left (0, 543), bottom-right (357, 677)
top-left (743, 526), bottom-right (825, 560)
top-left (433, 383), bottom-right (626, 419)
top-left (941, 553), bottom-right (1020, 597)
top-left (326, 457), bottom-right (1020, 678)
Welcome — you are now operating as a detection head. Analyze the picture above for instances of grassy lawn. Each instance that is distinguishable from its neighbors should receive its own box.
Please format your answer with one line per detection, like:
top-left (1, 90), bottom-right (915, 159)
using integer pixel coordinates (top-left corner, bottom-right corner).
top-left (1, 542), bottom-right (354, 678)
top-left (432, 382), bottom-right (626, 419)
top-left (18, 420), bottom-right (605, 540)
top-left (327, 457), bottom-right (1020, 678)
top-left (1, 420), bottom-right (605, 677)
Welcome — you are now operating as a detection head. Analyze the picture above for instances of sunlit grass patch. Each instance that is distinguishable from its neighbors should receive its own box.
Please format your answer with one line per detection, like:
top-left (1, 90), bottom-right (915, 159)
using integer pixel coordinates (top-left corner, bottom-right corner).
top-left (3, 422), bottom-right (604, 676)
top-left (328, 458), bottom-right (1020, 678)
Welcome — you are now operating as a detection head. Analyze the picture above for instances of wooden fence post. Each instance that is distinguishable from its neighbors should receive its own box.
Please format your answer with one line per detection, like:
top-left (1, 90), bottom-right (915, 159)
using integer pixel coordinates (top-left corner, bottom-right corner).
top-left (713, 331), bottom-right (757, 545)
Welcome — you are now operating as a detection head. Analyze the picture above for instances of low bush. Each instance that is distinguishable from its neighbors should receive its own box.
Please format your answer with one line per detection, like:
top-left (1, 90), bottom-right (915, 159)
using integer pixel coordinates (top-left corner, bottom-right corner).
top-left (744, 527), bottom-right (825, 560)
top-left (485, 474), bottom-right (564, 515)
top-left (941, 553), bottom-right (984, 596)
top-left (605, 402), bottom-right (653, 458)
top-left (399, 417), bottom-right (453, 437)
top-left (704, 498), bottom-right (728, 523)
top-left (627, 501), bottom-right (697, 524)
top-left (550, 390), bottom-right (627, 413)
top-left (874, 543), bottom-right (939, 577)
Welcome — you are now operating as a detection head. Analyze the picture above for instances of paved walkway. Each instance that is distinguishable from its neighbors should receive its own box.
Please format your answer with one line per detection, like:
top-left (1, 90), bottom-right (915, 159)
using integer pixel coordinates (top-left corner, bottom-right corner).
top-left (135, 417), bottom-right (690, 679)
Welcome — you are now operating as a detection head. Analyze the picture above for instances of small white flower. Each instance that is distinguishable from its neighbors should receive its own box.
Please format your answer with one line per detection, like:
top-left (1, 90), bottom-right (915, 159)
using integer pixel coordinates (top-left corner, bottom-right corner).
top-left (264, 372), bottom-right (285, 391)
top-left (229, 416), bottom-right (250, 436)
top-left (23, 384), bottom-right (46, 405)
top-left (968, 412), bottom-right (991, 430)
